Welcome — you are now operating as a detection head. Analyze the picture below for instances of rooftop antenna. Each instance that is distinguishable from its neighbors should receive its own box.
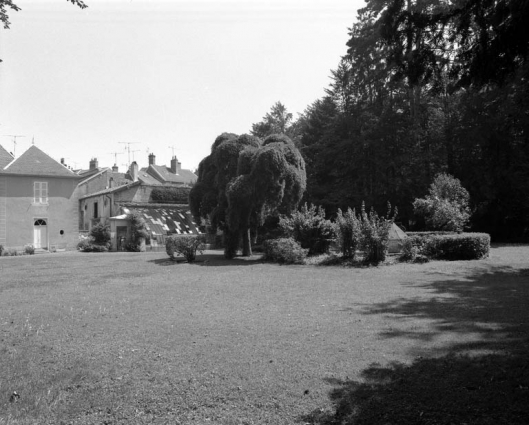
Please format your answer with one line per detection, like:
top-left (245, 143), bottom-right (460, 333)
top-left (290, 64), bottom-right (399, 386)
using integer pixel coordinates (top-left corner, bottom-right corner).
top-left (168, 145), bottom-right (179, 157)
top-left (3, 135), bottom-right (25, 157)
top-left (130, 149), bottom-right (140, 162)
top-left (108, 151), bottom-right (122, 167)
top-left (119, 142), bottom-right (139, 164)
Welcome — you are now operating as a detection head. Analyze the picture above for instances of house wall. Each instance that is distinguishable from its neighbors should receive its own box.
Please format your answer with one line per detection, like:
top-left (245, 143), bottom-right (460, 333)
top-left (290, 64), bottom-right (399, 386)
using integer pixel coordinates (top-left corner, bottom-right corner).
top-left (0, 175), bottom-right (80, 251)
top-left (78, 170), bottom-right (113, 196)
top-left (79, 193), bottom-right (114, 231)
top-left (79, 185), bottom-right (151, 232)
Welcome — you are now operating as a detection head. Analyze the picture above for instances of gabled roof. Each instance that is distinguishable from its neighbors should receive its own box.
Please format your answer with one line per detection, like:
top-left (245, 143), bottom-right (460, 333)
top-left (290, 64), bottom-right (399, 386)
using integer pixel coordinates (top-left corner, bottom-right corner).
top-left (148, 164), bottom-right (197, 184)
top-left (79, 181), bottom-right (141, 199)
top-left (0, 144), bottom-right (14, 169)
top-left (1, 145), bottom-right (80, 178)
top-left (137, 169), bottom-right (163, 185)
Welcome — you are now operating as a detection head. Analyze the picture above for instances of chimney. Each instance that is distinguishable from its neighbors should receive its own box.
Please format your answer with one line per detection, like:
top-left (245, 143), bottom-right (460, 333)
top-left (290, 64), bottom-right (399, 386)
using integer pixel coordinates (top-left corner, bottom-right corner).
top-left (129, 161), bottom-right (139, 182)
top-left (170, 156), bottom-right (181, 174)
top-left (112, 164), bottom-right (119, 172)
top-left (60, 158), bottom-right (65, 166)
top-left (148, 153), bottom-right (156, 165)
top-left (89, 158), bottom-right (98, 171)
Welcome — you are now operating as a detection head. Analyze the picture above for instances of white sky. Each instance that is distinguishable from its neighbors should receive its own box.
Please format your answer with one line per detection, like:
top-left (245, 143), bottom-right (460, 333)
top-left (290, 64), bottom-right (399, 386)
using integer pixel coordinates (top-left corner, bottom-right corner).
top-left (0, 0), bottom-right (363, 171)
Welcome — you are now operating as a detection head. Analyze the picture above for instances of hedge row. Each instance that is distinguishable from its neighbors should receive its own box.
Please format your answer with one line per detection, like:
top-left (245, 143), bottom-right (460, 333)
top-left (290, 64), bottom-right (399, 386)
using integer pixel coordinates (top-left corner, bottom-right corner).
top-left (150, 187), bottom-right (191, 204)
top-left (408, 232), bottom-right (490, 261)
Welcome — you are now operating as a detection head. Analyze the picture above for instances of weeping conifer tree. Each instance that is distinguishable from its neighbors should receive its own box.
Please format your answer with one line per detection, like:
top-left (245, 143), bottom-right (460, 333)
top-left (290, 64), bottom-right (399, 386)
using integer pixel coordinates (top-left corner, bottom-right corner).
top-left (189, 133), bottom-right (306, 258)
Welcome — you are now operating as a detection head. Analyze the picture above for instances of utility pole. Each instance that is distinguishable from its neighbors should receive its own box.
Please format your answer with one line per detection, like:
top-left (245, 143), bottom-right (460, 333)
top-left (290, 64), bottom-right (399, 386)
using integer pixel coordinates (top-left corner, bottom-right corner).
top-left (119, 142), bottom-right (139, 164)
top-left (3, 135), bottom-right (25, 157)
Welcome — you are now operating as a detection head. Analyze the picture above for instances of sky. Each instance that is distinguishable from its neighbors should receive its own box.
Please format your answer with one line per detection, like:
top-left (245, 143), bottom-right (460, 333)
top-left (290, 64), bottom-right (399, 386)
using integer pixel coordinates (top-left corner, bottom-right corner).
top-left (0, 0), bottom-right (364, 172)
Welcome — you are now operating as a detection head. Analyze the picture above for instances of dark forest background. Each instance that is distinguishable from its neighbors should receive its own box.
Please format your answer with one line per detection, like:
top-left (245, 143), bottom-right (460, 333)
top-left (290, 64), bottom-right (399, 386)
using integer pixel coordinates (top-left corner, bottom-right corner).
top-left (251, 0), bottom-right (529, 241)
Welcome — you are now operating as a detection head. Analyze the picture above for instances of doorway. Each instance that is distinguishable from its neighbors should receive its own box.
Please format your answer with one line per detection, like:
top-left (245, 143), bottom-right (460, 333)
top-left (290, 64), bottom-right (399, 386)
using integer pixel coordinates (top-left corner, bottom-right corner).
top-left (33, 219), bottom-right (48, 249)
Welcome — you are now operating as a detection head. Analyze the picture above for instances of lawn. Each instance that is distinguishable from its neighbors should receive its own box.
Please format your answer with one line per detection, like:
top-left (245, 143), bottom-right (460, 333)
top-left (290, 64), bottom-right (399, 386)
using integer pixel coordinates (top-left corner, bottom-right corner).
top-left (0, 245), bottom-right (528, 424)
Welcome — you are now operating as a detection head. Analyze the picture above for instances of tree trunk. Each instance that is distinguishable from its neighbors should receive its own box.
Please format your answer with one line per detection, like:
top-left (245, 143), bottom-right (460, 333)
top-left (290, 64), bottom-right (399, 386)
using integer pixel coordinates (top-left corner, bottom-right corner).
top-left (241, 227), bottom-right (252, 257)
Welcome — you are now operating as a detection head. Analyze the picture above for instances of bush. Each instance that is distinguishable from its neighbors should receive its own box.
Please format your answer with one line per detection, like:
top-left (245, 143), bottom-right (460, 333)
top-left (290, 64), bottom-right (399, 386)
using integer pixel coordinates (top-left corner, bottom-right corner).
top-left (24, 244), bottom-right (35, 255)
top-left (89, 222), bottom-right (111, 246)
top-left (279, 203), bottom-right (335, 256)
top-left (127, 211), bottom-right (149, 252)
top-left (334, 207), bottom-right (361, 259)
top-left (0, 245), bottom-right (3, 256)
top-left (423, 233), bottom-right (490, 260)
top-left (166, 234), bottom-right (206, 262)
top-left (262, 238), bottom-right (308, 264)
top-left (1, 247), bottom-right (18, 256)
top-left (399, 238), bottom-right (429, 263)
top-left (413, 173), bottom-right (471, 231)
top-left (359, 202), bottom-right (397, 264)
top-left (150, 186), bottom-right (191, 204)
top-left (77, 238), bottom-right (109, 252)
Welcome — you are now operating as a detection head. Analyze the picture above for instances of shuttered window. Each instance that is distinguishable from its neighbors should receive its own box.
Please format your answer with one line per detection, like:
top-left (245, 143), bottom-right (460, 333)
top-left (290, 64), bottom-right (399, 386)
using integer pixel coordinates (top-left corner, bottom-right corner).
top-left (34, 182), bottom-right (48, 204)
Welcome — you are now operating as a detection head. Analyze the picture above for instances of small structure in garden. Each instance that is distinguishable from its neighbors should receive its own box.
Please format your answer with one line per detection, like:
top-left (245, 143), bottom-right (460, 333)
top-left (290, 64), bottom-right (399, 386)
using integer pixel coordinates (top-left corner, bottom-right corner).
top-left (108, 204), bottom-right (201, 251)
top-left (388, 223), bottom-right (407, 253)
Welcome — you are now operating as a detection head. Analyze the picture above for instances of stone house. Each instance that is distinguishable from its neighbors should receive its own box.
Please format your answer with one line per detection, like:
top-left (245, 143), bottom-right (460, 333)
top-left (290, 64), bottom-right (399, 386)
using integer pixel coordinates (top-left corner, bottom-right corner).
top-left (0, 144), bottom-right (82, 252)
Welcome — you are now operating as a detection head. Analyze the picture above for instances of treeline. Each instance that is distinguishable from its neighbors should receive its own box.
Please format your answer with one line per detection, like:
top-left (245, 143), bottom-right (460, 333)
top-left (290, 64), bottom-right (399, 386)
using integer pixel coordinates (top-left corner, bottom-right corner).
top-left (253, 0), bottom-right (529, 240)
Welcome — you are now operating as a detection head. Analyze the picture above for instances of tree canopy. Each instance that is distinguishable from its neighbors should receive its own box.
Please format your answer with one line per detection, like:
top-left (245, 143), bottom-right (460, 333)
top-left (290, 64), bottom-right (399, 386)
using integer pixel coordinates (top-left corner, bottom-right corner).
top-left (189, 133), bottom-right (306, 258)
top-left (1, 0), bottom-right (87, 29)
top-left (289, 0), bottom-right (529, 240)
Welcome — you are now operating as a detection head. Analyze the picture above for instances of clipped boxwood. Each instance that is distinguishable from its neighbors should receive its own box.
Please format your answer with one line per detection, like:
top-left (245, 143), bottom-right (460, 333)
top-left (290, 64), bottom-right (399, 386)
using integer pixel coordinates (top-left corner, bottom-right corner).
top-left (262, 238), bottom-right (308, 265)
top-left (423, 233), bottom-right (490, 260)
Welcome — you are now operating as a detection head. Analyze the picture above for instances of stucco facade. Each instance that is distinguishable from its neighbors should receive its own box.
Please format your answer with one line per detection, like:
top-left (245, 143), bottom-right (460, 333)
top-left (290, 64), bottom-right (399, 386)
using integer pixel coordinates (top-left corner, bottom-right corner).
top-left (0, 146), bottom-right (82, 251)
top-left (78, 182), bottom-right (157, 232)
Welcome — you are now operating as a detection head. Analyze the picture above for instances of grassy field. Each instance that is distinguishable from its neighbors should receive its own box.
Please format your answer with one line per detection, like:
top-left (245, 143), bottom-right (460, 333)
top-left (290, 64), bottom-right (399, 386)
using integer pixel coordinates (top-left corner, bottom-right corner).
top-left (0, 245), bottom-right (528, 424)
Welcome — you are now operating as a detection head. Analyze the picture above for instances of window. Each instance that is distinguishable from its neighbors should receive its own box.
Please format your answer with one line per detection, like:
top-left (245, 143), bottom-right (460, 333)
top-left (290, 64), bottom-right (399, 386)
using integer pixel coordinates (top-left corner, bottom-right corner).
top-left (34, 182), bottom-right (48, 204)
top-left (93, 202), bottom-right (98, 218)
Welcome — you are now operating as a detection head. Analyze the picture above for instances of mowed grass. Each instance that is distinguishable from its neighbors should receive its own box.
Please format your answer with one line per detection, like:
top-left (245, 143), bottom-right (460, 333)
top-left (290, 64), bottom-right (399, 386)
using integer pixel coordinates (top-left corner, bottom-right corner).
top-left (0, 246), bottom-right (528, 424)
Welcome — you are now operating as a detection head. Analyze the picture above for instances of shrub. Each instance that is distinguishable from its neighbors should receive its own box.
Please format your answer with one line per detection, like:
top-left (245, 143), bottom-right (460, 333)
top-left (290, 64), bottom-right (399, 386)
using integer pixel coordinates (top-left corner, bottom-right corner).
top-left (334, 207), bottom-right (361, 259)
top-left (279, 203), bottom-right (335, 256)
top-left (24, 244), bottom-right (35, 255)
top-left (423, 233), bottom-right (490, 260)
top-left (413, 173), bottom-right (471, 231)
top-left (359, 202), bottom-right (397, 264)
top-left (166, 234), bottom-right (206, 262)
top-left (150, 186), bottom-right (191, 204)
top-left (127, 211), bottom-right (149, 252)
top-left (77, 239), bottom-right (109, 252)
top-left (262, 238), bottom-right (308, 264)
top-left (399, 238), bottom-right (430, 263)
top-left (2, 248), bottom-right (19, 256)
top-left (89, 222), bottom-right (111, 246)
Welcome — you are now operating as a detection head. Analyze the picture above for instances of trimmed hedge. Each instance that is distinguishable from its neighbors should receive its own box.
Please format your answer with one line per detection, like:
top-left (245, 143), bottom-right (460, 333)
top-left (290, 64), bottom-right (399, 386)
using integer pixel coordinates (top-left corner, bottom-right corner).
top-left (262, 238), bottom-right (308, 265)
top-left (407, 232), bottom-right (490, 261)
top-left (150, 187), bottom-right (191, 204)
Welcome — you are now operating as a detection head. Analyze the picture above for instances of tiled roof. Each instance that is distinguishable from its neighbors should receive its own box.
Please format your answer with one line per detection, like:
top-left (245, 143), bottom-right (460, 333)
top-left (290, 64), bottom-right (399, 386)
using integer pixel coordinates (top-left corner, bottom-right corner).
top-left (137, 170), bottom-right (163, 185)
top-left (0, 144), bottom-right (14, 169)
top-left (149, 164), bottom-right (197, 184)
top-left (1, 145), bottom-right (80, 178)
top-left (124, 206), bottom-right (201, 236)
top-left (80, 181), bottom-right (140, 199)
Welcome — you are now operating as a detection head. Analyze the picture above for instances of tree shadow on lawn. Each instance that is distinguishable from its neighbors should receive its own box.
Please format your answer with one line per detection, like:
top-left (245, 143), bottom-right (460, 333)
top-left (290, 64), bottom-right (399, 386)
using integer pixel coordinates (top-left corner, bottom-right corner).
top-left (148, 252), bottom-right (265, 267)
top-left (301, 265), bottom-right (529, 424)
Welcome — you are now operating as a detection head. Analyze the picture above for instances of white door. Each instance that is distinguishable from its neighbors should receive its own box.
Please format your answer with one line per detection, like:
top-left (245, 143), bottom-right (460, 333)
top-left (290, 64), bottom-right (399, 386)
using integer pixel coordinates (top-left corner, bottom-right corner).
top-left (33, 219), bottom-right (48, 249)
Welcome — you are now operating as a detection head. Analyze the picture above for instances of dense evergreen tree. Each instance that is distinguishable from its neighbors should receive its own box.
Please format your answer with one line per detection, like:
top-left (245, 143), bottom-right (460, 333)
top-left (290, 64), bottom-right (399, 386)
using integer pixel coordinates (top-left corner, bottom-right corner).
top-left (292, 0), bottom-right (529, 239)
top-left (190, 133), bottom-right (306, 258)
